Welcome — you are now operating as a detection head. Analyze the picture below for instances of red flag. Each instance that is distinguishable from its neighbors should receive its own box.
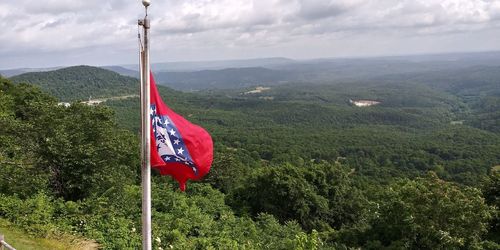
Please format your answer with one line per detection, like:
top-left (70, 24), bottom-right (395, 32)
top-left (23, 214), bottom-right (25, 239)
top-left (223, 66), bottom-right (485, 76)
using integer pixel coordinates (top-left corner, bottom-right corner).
top-left (149, 72), bottom-right (213, 191)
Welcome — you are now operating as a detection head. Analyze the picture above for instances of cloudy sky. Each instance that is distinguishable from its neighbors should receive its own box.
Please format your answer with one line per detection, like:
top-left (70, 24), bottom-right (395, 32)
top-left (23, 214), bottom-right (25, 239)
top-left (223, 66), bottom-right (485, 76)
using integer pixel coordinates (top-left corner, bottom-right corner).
top-left (1, 0), bottom-right (500, 69)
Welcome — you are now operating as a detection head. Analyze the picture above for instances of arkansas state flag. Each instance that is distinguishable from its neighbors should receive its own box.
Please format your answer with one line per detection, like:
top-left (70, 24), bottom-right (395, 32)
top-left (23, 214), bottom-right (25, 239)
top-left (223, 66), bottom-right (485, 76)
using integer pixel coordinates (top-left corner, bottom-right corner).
top-left (149, 72), bottom-right (213, 191)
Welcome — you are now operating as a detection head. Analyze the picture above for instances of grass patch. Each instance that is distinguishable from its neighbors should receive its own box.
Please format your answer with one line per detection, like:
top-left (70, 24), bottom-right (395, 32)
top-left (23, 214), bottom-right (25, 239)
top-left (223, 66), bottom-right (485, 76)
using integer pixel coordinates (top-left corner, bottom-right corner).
top-left (493, 165), bottom-right (500, 173)
top-left (0, 218), bottom-right (97, 250)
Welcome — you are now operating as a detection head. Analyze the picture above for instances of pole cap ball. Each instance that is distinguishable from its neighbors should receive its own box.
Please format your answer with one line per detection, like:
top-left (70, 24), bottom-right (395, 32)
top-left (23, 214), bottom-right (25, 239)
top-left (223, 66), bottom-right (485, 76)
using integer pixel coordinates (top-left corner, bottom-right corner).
top-left (142, 0), bottom-right (150, 7)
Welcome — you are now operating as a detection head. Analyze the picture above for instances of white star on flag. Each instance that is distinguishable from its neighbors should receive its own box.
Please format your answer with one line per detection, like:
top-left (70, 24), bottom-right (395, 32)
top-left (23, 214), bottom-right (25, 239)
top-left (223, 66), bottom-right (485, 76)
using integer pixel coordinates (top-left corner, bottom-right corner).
top-left (177, 148), bottom-right (184, 155)
top-left (169, 129), bottom-right (176, 136)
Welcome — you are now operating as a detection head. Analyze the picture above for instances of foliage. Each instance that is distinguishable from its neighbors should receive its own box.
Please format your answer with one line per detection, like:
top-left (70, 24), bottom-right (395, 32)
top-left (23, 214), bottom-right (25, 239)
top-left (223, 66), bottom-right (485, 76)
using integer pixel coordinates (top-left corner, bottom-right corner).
top-left (345, 173), bottom-right (493, 249)
top-left (1, 67), bottom-right (499, 249)
top-left (0, 79), bottom-right (52, 197)
top-left (0, 218), bottom-right (95, 250)
top-left (0, 76), bottom-right (319, 249)
top-left (483, 171), bottom-right (500, 243)
top-left (32, 102), bottom-right (140, 200)
top-left (231, 162), bottom-right (368, 232)
top-left (106, 80), bottom-right (500, 187)
top-left (1, 76), bottom-right (140, 200)
top-left (0, 193), bottom-right (56, 237)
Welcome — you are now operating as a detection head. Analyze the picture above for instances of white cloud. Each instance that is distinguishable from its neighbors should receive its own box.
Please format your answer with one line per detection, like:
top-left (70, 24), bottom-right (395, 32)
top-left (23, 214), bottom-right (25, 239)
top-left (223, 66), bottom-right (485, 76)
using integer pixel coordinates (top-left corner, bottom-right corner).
top-left (1, 0), bottom-right (500, 68)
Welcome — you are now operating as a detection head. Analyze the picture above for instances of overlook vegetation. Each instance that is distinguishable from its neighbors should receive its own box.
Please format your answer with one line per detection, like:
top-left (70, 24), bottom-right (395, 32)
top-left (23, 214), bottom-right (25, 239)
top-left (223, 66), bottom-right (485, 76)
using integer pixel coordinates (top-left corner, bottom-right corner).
top-left (1, 58), bottom-right (499, 249)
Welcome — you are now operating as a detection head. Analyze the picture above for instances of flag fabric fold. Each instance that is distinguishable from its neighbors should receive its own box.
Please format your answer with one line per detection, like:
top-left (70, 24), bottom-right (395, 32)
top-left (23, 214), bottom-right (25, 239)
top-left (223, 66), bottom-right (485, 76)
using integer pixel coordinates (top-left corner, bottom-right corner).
top-left (149, 72), bottom-right (213, 191)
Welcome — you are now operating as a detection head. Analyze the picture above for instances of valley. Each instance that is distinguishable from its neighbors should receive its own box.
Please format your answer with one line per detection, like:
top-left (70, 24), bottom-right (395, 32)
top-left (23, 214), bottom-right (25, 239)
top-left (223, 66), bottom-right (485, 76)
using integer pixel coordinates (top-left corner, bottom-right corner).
top-left (2, 51), bottom-right (499, 249)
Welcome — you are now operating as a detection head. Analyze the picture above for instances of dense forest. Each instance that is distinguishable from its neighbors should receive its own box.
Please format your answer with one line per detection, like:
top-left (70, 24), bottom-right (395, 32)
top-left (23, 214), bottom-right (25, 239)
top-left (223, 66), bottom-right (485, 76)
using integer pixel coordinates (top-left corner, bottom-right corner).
top-left (1, 62), bottom-right (499, 249)
top-left (10, 66), bottom-right (138, 102)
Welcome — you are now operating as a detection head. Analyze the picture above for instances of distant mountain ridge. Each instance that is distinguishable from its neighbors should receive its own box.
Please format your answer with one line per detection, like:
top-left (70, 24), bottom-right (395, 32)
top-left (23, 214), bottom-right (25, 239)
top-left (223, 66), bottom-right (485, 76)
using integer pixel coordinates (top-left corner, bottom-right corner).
top-left (120, 57), bottom-right (295, 72)
top-left (5, 51), bottom-right (500, 94)
top-left (100, 66), bottom-right (139, 78)
top-left (10, 66), bottom-right (139, 102)
top-left (0, 67), bottom-right (62, 77)
top-left (153, 67), bottom-right (294, 91)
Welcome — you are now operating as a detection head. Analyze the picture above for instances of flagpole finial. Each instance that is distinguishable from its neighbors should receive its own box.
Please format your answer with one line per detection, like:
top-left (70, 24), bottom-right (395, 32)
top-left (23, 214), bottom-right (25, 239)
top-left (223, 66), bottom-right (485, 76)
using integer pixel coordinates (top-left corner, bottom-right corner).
top-left (142, 0), bottom-right (151, 7)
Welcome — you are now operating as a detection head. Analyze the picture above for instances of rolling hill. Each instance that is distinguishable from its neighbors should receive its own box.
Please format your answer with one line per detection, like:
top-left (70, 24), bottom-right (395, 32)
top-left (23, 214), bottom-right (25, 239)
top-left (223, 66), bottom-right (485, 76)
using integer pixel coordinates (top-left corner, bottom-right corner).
top-left (10, 66), bottom-right (139, 102)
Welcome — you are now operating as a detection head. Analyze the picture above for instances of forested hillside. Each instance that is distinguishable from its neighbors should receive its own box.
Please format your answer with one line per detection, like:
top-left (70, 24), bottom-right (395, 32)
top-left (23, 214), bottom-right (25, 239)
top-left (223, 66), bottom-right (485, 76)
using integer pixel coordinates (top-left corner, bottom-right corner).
top-left (10, 66), bottom-right (138, 101)
top-left (1, 61), bottom-right (499, 249)
top-left (107, 80), bottom-right (499, 186)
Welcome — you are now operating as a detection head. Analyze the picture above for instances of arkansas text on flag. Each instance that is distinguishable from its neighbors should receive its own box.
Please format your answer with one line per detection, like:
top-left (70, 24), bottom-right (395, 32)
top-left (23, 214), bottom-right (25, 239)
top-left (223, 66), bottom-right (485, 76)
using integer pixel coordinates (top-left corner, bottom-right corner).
top-left (149, 72), bottom-right (213, 191)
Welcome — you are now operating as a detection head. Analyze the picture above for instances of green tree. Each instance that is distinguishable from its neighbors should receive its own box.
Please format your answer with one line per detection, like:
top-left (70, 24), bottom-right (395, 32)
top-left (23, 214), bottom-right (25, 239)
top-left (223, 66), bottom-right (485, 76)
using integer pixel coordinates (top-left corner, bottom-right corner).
top-left (483, 171), bottom-right (500, 244)
top-left (0, 79), bottom-right (52, 197)
top-left (232, 162), bottom-right (368, 231)
top-left (33, 103), bottom-right (140, 200)
top-left (357, 173), bottom-right (492, 249)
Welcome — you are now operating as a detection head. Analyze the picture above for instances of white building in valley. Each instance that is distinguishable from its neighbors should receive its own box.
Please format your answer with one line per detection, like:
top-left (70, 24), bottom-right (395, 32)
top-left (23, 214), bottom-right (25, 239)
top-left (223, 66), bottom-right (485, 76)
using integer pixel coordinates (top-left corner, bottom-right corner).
top-left (349, 99), bottom-right (381, 107)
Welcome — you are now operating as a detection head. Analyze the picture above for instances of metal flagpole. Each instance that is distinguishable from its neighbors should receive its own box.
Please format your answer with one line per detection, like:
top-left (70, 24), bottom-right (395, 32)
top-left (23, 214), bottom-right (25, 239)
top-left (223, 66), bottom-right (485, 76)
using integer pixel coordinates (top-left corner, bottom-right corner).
top-left (139, 0), bottom-right (151, 250)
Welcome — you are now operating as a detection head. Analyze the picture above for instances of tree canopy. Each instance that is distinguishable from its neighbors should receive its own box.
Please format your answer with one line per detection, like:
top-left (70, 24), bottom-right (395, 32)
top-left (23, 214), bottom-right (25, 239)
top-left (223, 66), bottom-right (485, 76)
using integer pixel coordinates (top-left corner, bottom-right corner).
top-left (1, 71), bottom-right (499, 249)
